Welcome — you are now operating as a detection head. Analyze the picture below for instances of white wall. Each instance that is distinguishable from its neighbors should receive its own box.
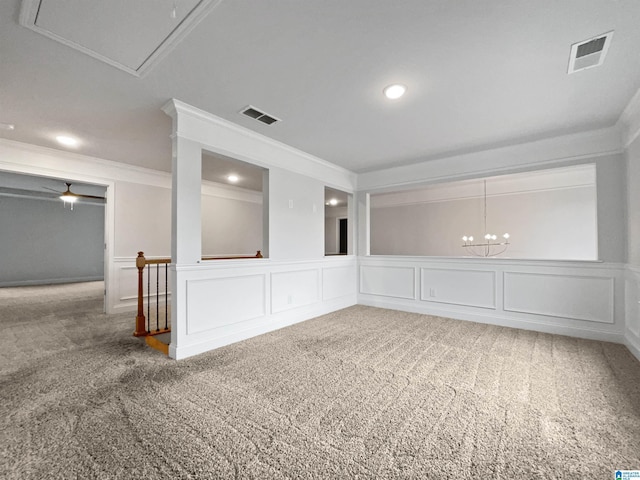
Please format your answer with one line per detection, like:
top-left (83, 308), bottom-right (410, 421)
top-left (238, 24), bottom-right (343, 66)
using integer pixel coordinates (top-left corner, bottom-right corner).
top-left (358, 126), bottom-right (635, 359)
top-left (163, 100), bottom-right (358, 359)
top-left (0, 196), bottom-right (104, 286)
top-left (371, 186), bottom-right (597, 260)
top-left (627, 136), bottom-right (640, 267)
top-left (624, 126), bottom-right (640, 361)
top-left (359, 256), bottom-right (624, 344)
top-left (114, 181), bottom-right (171, 258)
top-left (268, 167), bottom-right (324, 260)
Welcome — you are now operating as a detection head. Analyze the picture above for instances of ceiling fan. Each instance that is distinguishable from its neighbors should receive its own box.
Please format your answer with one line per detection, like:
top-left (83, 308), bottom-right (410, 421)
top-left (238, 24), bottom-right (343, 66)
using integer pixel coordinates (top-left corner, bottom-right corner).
top-left (43, 182), bottom-right (105, 209)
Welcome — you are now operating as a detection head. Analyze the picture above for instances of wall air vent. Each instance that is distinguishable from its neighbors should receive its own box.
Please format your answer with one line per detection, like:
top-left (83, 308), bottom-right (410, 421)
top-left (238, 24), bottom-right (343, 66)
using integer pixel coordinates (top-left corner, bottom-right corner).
top-left (568, 31), bottom-right (614, 74)
top-left (240, 106), bottom-right (281, 125)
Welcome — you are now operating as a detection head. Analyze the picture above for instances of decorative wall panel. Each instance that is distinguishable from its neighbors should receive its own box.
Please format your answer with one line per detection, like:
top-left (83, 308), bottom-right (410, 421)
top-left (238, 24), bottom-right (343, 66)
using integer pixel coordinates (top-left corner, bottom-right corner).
top-left (360, 265), bottom-right (415, 299)
top-left (504, 272), bottom-right (614, 324)
top-left (421, 268), bottom-right (496, 309)
top-left (186, 274), bottom-right (266, 334)
top-left (271, 269), bottom-right (319, 313)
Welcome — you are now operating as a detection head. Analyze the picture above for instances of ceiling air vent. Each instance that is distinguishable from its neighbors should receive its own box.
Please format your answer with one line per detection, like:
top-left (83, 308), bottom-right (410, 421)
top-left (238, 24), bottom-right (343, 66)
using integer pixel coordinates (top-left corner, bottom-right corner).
top-left (240, 106), bottom-right (281, 125)
top-left (568, 31), bottom-right (614, 74)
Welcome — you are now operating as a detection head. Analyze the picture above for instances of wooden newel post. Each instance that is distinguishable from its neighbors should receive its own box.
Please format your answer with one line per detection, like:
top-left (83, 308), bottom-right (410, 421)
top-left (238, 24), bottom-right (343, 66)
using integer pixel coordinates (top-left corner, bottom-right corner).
top-left (133, 251), bottom-right (147, 337)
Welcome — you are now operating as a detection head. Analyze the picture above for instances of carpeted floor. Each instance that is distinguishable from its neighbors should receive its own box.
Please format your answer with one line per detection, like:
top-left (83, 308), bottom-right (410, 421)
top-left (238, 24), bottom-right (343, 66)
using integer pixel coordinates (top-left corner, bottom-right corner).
top-left (1, 282), bottom-right (640, 479)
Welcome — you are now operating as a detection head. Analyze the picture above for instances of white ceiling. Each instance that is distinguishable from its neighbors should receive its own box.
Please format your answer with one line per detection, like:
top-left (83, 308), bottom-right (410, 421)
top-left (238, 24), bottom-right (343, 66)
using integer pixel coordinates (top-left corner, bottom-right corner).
top-left (1, 0), bottom-right (639, 174)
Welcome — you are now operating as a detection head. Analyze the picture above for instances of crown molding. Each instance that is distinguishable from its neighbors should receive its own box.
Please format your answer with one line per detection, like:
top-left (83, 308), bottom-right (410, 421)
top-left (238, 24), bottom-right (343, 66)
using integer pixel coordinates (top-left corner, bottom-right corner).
top-left (618, 86), bottom-right (640, 148)
top-left (371, 164), bottom-right (596, 208)
top-left (0, 139), bottom-right (262, 204)
top-left (162, 99), bottom-right (357, 192)
top-left (0, 138), bottom-right (169, 188)
top-left (357, 126), bottom-right (623, 192)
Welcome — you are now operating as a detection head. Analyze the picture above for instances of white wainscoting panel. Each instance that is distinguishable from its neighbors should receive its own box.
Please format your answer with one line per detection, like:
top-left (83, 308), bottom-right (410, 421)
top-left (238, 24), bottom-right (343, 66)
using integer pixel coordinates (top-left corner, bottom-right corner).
top-left (626, 267), bottom-right (640, 337)
top-left (323, 265), bottom-right (357, 301)
top-left (170, 258), bottom-right (357, 359)
top-left (360, 265), bottom-right (415, 299)
top-left (358, 256), bottom-right (626, 346)
top-left (420, 268), bottom-right (496, 309)
top-left (271, 269), bottom-right (319, 313)
top-left (186, 274), bottom-right (266, 335)
top-left (117, 265), bottom-right (138, 302)
top-left (503, 272), bottom-right (614, 324)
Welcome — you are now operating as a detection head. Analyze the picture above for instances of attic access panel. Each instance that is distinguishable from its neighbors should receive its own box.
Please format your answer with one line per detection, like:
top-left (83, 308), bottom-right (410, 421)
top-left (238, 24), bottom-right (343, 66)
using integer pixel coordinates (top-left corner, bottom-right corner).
top-left (19, 0), bottom-right (221, 77)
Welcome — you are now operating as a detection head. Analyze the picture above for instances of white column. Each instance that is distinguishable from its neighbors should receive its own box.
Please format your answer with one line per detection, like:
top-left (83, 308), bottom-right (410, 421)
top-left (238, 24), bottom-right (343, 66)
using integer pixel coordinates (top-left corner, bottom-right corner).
top-left (171, 135), bottom-right (202, 264)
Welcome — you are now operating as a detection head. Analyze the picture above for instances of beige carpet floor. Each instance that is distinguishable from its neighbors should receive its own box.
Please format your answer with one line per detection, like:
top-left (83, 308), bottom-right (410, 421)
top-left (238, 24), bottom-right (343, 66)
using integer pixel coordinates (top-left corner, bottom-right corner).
top-left (1, 282), bottom-right (640, 479)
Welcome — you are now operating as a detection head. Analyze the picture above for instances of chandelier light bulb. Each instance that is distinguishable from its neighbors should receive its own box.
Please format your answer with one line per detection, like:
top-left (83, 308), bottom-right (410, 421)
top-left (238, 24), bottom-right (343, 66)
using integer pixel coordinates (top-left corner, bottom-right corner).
top-left (460, 179), bottom-right (511, 257)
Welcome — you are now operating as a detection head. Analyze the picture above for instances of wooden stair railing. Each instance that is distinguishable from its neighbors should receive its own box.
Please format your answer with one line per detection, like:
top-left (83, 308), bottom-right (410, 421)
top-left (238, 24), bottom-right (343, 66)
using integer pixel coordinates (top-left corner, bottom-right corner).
top-left (133, 250), bottom-right (263, 338)
top-left (134, 252), bottom-right (171, 337)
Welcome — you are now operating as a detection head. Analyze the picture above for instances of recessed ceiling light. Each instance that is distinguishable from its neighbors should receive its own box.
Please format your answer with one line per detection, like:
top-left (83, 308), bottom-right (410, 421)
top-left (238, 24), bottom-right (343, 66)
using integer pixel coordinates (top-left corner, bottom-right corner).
top-left (0, 123), bottom-right (15, 131)
top-left (227, 174), bottom-right (239, 183)
top-left (56, 135), bottom-right (79, 147)
top-left (383, 84), bottom-right (407, 100)
top-left (328, 198), bottom-right (338, 206)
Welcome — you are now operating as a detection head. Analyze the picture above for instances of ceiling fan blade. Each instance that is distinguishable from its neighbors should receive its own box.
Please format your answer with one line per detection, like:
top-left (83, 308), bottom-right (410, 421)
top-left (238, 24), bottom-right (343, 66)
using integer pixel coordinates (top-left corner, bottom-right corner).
top-left (77, 193), bottom-right (106, 200)
top-left (43, 186), bottom-right (63, 194)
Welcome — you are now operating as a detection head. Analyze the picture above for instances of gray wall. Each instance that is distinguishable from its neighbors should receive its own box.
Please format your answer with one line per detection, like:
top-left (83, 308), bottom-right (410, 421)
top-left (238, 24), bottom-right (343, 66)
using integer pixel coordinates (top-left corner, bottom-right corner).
top-left (627, 136), bottom-right (640, 266)
top-left (202, 195), bottom-right (263, 256)
top-left (595, 154), bottom-right (627, 263)
top-left (0, 196), bottom-right (105, 286)
top-left (371, 186), bottom-right (597, 259)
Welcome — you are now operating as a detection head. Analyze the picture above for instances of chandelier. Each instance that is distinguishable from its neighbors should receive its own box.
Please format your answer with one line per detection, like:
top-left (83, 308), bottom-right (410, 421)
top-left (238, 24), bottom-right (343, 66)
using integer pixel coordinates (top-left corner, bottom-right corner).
top-left (461, 180), bottom-right (510, 257)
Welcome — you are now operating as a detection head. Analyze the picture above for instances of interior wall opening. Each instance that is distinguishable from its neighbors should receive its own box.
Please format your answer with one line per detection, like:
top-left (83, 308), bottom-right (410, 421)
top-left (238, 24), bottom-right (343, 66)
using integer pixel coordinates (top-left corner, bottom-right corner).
top-left (201, 151), bottom-right (268, 259)
top-left (0, 170), bottom-right (107, 304)
top-left (325, 186), bottom-right (352, 256)
top-left (368, 164), bottom-right (598, 260)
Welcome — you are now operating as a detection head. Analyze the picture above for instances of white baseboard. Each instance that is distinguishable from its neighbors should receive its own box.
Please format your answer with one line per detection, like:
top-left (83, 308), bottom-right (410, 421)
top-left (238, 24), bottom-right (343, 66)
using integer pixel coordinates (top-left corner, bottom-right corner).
top-left (170, 295), bottom-right (356, 360)
top-left (358, 296), bottom-right (626, 345)
top-left (0, 276), bottom-right (104, 287)
top-left (626, 331), bottom-right (640, 363)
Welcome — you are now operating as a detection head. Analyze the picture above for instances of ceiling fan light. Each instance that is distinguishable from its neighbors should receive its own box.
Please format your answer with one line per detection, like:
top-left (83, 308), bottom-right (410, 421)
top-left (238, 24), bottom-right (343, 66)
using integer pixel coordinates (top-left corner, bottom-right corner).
top-left (60, 194), bottom-right (77, 202)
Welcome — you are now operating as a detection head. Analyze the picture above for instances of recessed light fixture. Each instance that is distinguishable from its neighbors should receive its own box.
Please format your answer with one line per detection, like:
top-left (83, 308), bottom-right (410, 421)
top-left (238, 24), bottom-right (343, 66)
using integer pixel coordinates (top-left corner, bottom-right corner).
top-left (383, 84), bottom-right (407, 99)
top-left (328, 198), bottom-right (338, 206)
top-left (0, 123), bottom-right (15, 131)
top-left (56, 135), bottom-right (79, 147)
top-left (227, 174), bottom-right (239, 183)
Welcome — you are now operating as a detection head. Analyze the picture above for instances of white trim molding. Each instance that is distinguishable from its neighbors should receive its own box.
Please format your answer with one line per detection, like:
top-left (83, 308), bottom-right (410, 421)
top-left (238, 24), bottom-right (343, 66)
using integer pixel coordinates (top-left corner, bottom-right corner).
top-left (625, 265), bottom-right (640, 361)
top-left (618, 86), bottom-right (640, 148)
top-left (358, 126), bottom-right (622, 192)
top-left (358, 256), bottom-right (626, 346)
top-left (162, 99), bottom-right (357, 193)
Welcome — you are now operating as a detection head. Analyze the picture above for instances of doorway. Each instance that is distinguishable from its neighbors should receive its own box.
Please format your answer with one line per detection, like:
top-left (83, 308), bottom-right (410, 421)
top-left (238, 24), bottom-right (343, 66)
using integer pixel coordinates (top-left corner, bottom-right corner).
top-left (338, 218), bottom-right (348, 255)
